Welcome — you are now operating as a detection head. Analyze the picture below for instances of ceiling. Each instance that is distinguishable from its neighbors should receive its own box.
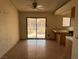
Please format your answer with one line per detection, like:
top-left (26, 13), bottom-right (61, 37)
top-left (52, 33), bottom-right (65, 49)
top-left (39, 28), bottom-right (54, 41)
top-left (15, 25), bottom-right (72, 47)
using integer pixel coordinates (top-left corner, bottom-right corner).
top-left (10, 0), bottom-right (70, 12)
top-left (55, 1), bottom-right (71, 17)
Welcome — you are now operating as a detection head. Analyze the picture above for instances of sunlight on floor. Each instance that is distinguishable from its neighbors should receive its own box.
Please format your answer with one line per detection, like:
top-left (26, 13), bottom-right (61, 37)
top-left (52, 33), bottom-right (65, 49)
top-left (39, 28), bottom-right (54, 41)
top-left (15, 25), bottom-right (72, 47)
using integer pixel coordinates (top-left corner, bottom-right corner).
top-left (27, 40), bottom-right (46, 46)
top-left (36, 40), bottom-right (46, 46)
top-left (27, 40), bottom-right (46, 59)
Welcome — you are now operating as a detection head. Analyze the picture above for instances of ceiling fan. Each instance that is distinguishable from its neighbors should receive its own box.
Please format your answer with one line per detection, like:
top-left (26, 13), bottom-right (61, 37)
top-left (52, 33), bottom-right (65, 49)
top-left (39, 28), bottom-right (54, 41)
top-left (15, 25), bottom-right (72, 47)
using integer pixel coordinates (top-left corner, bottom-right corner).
top-left (32, 0), bottom-right (44, 10)
top-left (32, 0), bottom-right (37, 8)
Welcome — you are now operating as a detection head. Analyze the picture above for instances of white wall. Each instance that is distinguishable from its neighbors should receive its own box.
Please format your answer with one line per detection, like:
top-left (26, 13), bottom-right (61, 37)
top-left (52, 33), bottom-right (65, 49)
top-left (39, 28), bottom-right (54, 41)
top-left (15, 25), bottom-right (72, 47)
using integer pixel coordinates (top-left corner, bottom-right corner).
top-left (0, 0), bottom-right (19, 57)
top-left (19, 12), bottom-right (63, 39)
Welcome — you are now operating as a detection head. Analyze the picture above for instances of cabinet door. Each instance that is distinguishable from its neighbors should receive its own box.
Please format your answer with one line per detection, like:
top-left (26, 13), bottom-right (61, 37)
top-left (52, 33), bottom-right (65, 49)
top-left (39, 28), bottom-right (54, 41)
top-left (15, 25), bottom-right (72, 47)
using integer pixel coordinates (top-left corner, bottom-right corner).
top-left (56, 34), bottom-right (60, 44)
top-left (65, 39), bottom-right (72, 59)
top-left (60, 33), bottom-right (66, 46)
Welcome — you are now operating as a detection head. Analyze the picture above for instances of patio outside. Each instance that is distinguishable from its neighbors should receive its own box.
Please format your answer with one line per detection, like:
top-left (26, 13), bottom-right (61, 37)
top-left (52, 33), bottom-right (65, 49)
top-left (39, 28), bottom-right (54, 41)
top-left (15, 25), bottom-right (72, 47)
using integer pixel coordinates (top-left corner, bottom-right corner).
top-left (27, 18), bottom-right (46, 38)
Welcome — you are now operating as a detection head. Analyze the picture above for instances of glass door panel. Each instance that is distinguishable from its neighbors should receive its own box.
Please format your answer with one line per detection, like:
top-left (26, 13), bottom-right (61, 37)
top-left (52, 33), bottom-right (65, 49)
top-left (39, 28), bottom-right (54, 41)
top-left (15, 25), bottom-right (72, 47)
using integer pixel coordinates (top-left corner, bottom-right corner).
top-left (27, 18), bottom-right (36, 38)
top-left (37, 18), bottom-right (46, 38)
top-left (27, 18), bottom-right (46, 39)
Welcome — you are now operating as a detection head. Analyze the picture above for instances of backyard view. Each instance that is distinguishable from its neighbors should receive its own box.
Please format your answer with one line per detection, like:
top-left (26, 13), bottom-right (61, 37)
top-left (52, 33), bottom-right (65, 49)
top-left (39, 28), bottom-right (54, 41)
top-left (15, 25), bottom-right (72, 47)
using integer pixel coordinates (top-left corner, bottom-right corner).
top-left (27, 18), bottom-right (46, 38)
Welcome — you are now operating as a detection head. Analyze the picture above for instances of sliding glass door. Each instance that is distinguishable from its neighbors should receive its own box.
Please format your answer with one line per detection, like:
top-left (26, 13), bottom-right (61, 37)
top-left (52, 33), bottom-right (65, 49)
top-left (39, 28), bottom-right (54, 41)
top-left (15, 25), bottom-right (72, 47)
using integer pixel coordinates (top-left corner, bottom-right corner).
top-left (27, 17), bottom-right (46, 39)
top-left (27, 18), bottom-right (36, 38)
top-left (37, 18), bottom-right (46, 38)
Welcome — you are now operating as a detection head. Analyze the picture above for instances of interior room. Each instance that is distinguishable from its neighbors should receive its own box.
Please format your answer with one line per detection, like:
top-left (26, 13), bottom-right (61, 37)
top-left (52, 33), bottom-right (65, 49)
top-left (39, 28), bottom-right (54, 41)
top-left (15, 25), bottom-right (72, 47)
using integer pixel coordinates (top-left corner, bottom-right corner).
top-left (0, 0), bottom-right (78, 59)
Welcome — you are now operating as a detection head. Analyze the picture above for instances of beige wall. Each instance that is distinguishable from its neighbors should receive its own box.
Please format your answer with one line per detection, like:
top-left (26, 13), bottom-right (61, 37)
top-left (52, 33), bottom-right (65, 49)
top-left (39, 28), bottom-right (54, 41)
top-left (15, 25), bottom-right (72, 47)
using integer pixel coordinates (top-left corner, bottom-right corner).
top-left (19, 12), bottom-right (63, 39)
top-left (54, 0), bottom-right (76, 31)
top-left (71, 0), bottom-right (78, 59)
top-left (0, 0), bottom-right (19, 57)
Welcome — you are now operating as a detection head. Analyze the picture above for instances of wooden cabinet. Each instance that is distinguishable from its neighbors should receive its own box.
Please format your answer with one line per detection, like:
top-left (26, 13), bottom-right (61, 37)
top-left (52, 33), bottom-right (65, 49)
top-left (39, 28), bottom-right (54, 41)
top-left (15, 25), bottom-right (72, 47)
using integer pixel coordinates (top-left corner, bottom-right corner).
top-left (55, 32), bottom-right (67, 46)
top-left (55, 33), bottom-right (60, 44)
top-left (65, 36), bottom-right (73, 59)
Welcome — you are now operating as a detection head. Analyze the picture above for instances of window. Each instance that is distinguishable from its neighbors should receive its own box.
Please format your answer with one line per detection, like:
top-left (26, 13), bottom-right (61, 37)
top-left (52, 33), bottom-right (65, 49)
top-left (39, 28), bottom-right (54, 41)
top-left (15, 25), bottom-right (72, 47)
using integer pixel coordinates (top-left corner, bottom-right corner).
top-left (63, 17), bottom-right (70, 27)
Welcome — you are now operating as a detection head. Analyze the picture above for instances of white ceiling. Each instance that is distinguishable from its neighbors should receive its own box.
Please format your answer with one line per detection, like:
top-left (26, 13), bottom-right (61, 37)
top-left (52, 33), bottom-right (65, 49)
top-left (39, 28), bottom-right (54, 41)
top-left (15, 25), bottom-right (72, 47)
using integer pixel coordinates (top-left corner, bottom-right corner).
top-left (10, 0), bottom-right (70, 12)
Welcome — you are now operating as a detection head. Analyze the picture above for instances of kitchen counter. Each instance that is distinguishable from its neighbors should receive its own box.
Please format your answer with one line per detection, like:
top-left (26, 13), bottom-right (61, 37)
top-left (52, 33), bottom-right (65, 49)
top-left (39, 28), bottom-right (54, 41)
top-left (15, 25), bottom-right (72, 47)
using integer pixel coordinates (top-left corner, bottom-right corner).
top-left (53, 30), bottom-right (68, 33)
top-left (53, 30), bottom-right (68, 46)
top-left (66, 36), bottom-right (73, 42)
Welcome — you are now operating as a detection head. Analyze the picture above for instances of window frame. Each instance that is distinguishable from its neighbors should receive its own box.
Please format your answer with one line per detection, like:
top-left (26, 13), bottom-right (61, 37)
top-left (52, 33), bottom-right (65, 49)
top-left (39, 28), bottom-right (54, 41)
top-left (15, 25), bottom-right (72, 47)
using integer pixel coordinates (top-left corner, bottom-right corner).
top-left (62, 17), bottom-right (71, 27)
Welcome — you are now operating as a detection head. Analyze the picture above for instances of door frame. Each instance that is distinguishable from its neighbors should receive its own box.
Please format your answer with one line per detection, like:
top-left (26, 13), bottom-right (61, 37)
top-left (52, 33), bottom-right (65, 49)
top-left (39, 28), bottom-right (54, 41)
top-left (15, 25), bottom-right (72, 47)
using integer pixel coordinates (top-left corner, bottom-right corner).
top-left (26, 17), bottom-right (47, 39)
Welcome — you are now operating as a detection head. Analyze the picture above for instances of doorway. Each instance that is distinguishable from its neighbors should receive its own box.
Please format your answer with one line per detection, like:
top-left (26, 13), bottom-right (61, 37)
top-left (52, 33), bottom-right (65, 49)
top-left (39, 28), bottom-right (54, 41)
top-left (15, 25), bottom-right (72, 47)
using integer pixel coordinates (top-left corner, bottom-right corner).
top-left (26, 17), bottom-right (46, 39)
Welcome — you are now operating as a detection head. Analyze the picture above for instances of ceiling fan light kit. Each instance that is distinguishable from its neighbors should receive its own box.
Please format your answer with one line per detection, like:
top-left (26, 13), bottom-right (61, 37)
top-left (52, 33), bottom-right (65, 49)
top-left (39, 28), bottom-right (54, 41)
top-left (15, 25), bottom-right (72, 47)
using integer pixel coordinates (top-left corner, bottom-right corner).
top-left (32, 0), bottom-right (37, 9)
top-left (32, 0), bottom-right (44, 10)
